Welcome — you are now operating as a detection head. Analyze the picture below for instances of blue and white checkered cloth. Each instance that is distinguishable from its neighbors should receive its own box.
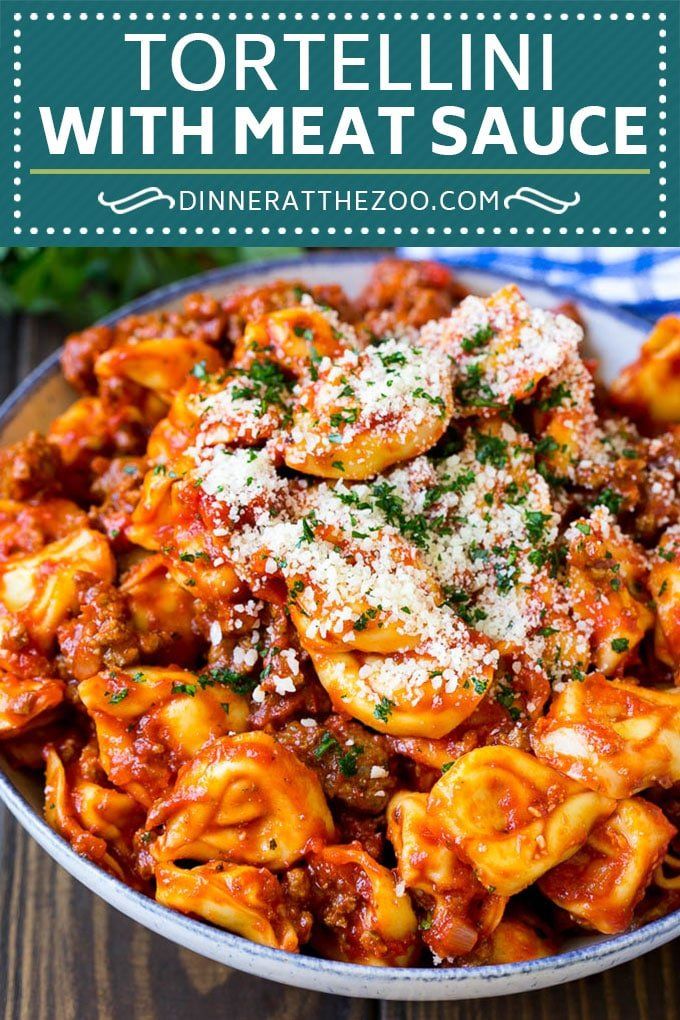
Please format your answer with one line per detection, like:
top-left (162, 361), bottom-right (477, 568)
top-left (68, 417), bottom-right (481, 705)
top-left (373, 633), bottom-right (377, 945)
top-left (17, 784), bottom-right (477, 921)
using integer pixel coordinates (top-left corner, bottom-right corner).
top-left (399, 248), bottom-right (680, 321)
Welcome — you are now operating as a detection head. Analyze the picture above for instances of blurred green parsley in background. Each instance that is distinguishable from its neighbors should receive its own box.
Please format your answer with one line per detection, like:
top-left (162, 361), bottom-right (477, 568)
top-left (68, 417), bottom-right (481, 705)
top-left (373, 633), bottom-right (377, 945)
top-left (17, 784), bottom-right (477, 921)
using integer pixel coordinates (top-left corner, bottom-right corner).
top-left (0, 247), bottom-right (300, 327)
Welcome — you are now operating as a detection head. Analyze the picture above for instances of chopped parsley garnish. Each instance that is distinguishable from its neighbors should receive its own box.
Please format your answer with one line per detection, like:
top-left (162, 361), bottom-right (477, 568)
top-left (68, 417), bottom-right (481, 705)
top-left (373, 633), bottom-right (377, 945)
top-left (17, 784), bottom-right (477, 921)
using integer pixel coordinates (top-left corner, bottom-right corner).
top-left (354, 607), bottom-right (379, 631)
top-left (461, 324), bottom-right (494, 354)
top-left (294, 325), bottom-right (315, 343)
top-left (538, 382), bottom-right (572, 410)
top-left (535, 435), bottom-right (560, 457)
top-left (424, 469), bottom-right (475, 508)
top-left (374, 697), bottom-right (395, 723)
top-left (179, 550), bottom-right (210, 563)
top-left (107, 688), bottom-right (129, 704)
top-left (473, 430), bottom-right (508, 469)
top-left (198, 666), bottom-right (257, 696)
top-left (441, 761), bottom-right (455, 773)
top-left (525, 510), bottom-right (552, 544)
top-left (611, 637), bottom-right (630, 653)
top-left (455, 362), bottom-right (500, 408)
top-left (369, 482), bottom-right (431, 549)
top-left (443, 587), bottom-right (488, 626)
top-left (314, 731), bottom-right (339, 759)
top-left (299, 512), bottom-right (318, 544)
top-left (496, 683), bottom-right (521, 721)
top-left (575, 522), bottom-right (591, 536)
top-left (593, 488), bottom-right (623, 515)
top-left (337, 745), bottom-right (364, 777)
top-left (329, 408), bottom-right (359, 428)
top-left (172, 682), bottom-right (197, 697)
top-left (378, 350), bottom-right (407, 369)
top-left (231, 359), bottom-right (294, 419)
top-left (493, 544), bottom-right (520, 594)
top-left (413, 387), bottom-right (446, 418)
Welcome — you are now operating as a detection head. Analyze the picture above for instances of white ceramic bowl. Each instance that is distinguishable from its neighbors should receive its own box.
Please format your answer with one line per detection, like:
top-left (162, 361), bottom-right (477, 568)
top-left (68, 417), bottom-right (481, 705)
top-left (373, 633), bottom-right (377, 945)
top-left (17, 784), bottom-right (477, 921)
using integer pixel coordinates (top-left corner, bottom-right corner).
top-left (0, 253), bottom-right (677, 1000)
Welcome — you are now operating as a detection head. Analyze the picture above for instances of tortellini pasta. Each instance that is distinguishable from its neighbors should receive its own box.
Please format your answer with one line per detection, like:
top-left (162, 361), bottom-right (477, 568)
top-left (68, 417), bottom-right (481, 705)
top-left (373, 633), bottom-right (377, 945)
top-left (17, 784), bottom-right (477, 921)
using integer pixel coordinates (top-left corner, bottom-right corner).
top-left (565, 507), bottom-right (654, 675)
top-left (531, 674), bottom-right (680, 798)
top-left (0, 498), bottom-right (87, 560)
top-left (611, 314), bottom-right (680, 424)
top-left (427, 746), bottom-right (615, 896)
top-left (0, 527), bottom-right (115, 649)
top-left (387, 791), bottom-right (506, 959)
top-left (78, 666), bottom-right (250, 808)
top-left (308, 634), bottom-right (493, 739)
top-left (119, 555), bottom-right (201, 665)
top-left (539, 798), bottom-right (676, 934)
top-left (284, 339), bottom-right (453, 479)
top-left (306, 843), bottom-right (419, 966)
top-left (147, 732), bottom-right (335, 868)
top-left (460, 915), bottom-right (559, 966)
top-left (155, 862), bottom-right (304, 952)
top-left (420, 284), bottom-right (581, 416)
top-left (0, 672), bottom-right (65, 737)
top-left (44, 745), bottom-right (144, 882)
top-left (233, 305), bottom-right (355, 378)
top-left (95, 337), bottom-right (225, 403)
top-left (649, 526), bottom-right (680, 671)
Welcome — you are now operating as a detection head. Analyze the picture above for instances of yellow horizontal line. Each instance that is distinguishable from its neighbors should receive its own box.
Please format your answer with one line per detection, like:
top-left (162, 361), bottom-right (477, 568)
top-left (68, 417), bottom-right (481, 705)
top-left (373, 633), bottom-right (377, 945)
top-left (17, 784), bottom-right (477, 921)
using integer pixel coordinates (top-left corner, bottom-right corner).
top-left (29, 167), bottom-right (651, 176)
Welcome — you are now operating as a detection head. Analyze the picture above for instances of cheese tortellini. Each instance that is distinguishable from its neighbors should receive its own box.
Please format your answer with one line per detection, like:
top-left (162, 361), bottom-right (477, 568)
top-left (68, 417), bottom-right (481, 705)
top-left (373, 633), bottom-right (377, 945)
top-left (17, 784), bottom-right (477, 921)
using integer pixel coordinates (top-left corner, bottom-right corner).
top-left (155, 862), bottom-right (304, 952)
top-left (565, 507), bottom-right (654, 675)
top-left (95, 337), bottom-right (225, 403)
top-left (308, 633), bottom-right (493, 739)
top-left (0, 672), bottom-right (65, 737)
top-left (0, 527), bottom-right (115, 649)
top-left (611, 315), bottom-right (680, 425)
top-left (306, 843), bottom-right (419, 966)
top-left (78, 666), bottom-right (250, 808)
top-left (539, 798), bottom-right (676, 933)
top-left (387, 791), bottom-right (506, 959)
top-left (649, 526), bottom-right (680, 671)
top-left (44, 744), bottom-right (144, 882)
top-left (284, 339), bottom-right (453, 479)
top-left (147, 732), bottom-right (335, 869)
top-left (428, 746), bottom-right (615, 896)
top-left (531, 674), bottom-right (680, 798)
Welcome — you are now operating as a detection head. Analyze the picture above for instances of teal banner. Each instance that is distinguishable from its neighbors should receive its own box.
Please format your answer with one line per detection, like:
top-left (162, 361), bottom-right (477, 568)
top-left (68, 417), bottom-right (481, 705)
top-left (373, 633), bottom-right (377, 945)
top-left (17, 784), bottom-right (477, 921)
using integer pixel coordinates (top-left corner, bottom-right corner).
top-left (2, 0), bottom-right (677, 245)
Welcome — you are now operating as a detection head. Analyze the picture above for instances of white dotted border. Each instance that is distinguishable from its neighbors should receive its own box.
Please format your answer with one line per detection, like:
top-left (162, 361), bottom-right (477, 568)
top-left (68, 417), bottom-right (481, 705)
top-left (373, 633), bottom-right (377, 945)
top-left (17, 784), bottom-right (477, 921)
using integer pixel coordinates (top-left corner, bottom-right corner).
top-left (12, 20), bottom-right (22, 231)
top-left (658, 16), bottom-right (668, 234)
top-left (11, 7), bottom-right (671, 240)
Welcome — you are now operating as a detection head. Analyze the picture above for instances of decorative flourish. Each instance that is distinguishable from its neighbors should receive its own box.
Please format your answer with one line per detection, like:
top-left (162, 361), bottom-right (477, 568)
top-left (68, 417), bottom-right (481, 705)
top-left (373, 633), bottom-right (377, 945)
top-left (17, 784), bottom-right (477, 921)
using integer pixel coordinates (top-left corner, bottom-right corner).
top-left (504, 187), bottom-right (581, 215)
top-left (98, 187), bottom-right (175, 214)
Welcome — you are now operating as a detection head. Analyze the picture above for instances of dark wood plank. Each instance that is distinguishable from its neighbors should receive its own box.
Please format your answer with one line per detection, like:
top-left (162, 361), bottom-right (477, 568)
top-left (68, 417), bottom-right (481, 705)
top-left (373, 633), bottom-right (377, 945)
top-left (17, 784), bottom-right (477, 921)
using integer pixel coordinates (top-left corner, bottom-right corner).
top-left (0, 313), bottom-right (678, 1020)
top-left (378, 940), bottom-right (680, 1020)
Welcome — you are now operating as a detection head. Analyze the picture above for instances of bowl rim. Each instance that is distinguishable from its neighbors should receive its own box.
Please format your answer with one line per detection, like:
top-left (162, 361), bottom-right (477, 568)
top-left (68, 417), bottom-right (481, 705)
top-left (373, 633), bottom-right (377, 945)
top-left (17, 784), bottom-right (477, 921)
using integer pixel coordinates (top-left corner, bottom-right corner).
top-left (1, 250), bottom-right (677, 992)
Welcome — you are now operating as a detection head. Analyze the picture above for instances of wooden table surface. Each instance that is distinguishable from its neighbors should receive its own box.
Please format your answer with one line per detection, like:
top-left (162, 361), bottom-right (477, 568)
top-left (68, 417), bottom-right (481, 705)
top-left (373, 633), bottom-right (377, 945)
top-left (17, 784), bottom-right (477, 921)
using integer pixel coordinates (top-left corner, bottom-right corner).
top-left (0, 312), bottom-right (678, 1020)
